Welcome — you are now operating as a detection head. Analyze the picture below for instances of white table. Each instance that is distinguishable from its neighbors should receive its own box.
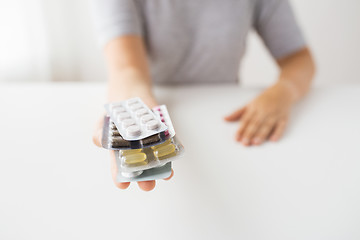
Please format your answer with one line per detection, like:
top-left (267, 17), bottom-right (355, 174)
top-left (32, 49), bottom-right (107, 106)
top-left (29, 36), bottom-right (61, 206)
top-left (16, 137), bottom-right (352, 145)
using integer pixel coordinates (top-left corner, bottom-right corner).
top-left (0, 83), bottom-right (359, 240)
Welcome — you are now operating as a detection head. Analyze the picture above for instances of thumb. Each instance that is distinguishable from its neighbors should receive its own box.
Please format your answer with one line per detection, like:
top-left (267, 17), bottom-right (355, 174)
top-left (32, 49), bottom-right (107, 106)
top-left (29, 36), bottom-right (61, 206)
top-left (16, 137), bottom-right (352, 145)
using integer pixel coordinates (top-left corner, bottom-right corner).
top-left (224, 107), bottom-right (246, 122)
top-left (92, 116), bottom-right (104, 147)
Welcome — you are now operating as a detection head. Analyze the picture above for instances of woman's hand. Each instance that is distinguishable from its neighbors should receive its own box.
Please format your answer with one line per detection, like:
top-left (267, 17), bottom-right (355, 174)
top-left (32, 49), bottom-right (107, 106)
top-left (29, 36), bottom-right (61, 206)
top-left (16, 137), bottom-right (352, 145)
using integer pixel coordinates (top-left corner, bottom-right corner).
top-left (92, 116), bottom-right (174, 191)
top-left (225, 81), bottom-right (296, 146)
top-left (95, 36), bottom-right (175, 190)
top-left (225, 48), bottom-right (315, 146)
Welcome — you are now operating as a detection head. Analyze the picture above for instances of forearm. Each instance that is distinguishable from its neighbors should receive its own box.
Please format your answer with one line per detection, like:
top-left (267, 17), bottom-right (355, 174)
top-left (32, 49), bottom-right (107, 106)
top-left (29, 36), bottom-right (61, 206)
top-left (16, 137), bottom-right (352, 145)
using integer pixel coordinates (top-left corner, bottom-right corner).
top-left (275, 47), bottom-right (316, 102)
top-left (104, 36), bottom-right (157, 107)
top-left (107, 68), bottom-right (156, 106)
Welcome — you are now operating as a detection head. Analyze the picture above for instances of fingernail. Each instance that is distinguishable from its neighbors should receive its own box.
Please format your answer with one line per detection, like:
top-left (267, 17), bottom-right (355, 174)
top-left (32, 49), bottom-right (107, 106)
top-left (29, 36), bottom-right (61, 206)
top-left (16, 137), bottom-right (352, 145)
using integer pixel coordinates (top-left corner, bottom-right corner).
top-left (242, 138), bottom-right (250, 145)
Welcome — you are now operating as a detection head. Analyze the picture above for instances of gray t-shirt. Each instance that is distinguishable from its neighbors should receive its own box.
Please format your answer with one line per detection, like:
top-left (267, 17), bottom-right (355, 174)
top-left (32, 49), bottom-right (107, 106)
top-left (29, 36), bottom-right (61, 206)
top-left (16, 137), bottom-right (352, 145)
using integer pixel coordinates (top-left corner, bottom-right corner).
top-left (93, 0), bottom-right (306, 84)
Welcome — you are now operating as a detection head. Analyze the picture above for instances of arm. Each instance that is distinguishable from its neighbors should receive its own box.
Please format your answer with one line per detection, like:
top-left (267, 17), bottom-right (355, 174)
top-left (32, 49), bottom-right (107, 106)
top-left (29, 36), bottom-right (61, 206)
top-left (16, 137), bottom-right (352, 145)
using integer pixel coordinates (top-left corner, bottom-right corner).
top-left (93, 36), bottom-right (173, 191)
top-left (91, 1), bottom-right (169, 190)
top-left (276, 47), bottom-right (315, 102)
top-left (225, 0), bottom-right (315, 146)
top-left (104, 35), bottom-right (157, 107)
top-left (225, 47), bottom-right (315, 145)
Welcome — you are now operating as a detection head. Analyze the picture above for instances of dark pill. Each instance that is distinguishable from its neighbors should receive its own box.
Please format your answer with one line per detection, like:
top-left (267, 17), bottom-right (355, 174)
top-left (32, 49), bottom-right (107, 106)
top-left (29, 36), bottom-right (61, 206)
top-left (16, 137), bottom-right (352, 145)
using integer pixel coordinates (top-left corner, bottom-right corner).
top-left (109, 121), bottom-right (164, 148)
top-left (142, 134), bottom-right (161, 146)
top-left (110, 131), bottom-right (121, 137)
top-left (111, 136), bottom-right (131, 147)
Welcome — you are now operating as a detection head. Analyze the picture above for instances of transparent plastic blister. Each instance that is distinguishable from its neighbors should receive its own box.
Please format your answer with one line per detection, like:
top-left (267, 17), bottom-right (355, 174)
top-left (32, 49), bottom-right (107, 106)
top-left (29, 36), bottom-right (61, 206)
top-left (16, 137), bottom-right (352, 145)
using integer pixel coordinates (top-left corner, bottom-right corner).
top-left (152, 105), bottom-right (175, 137)
top-left (118, 136), bottom-right (184, 173)
top-left (115, 157), bottom-right (172, 183)
top-left (101, 116), bottom-right (171, 150)
top-left (101, 105), bottom-right (175, 150)
top-left (102, 98), bottom-right (184, 183)
top-left (104, 98), bottom-right (168, 141)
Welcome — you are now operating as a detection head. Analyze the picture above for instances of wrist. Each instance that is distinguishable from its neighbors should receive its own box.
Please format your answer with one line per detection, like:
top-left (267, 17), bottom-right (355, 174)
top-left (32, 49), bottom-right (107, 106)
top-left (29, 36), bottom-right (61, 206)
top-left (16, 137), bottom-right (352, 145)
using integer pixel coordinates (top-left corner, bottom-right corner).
top-left (274, 80), bottom-right (300, 104)
top-left (107, 76), bottom-right (157, 107)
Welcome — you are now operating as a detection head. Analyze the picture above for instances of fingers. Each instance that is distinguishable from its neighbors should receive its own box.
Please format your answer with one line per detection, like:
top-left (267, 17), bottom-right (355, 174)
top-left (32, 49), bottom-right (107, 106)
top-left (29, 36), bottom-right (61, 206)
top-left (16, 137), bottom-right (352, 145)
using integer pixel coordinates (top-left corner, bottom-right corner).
top-left (240, 117), bottom-right (263, 146)
top-left (111, 151), bottom-right (153, 191)
top-left (235, 111), bottom-right (255, 142)
top-left (136, 168), bottom-right (174, 190)
top-left (236, 115), bottom-right (288, 146)
top-left (108, 139), bottom-right (173, 191)
top-left (163, 169), bottom-right (174, 181)
top-left (252, 118), bottom-right (276, 145)
top-left (224, 107), bottom-right (246, 122)
top-left (137, 181), bottom-right (156, 191)
top-left (110, 151), bottom-right (131, 189)
top-left (92, 129), bottom-right (102, 148)
top-left (92, 117), bottom-right (104, 147)
top-left (270, 118), bottom-right (288, 142)
top-left (115, 182), bottom-right (131, 189)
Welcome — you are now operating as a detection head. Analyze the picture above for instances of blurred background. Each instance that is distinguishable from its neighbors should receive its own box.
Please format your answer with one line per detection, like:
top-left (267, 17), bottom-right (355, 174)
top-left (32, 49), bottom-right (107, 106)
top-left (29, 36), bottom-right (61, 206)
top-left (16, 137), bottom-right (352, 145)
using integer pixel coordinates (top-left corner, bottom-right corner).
top-left (0, 0), bottom-right (359, 86)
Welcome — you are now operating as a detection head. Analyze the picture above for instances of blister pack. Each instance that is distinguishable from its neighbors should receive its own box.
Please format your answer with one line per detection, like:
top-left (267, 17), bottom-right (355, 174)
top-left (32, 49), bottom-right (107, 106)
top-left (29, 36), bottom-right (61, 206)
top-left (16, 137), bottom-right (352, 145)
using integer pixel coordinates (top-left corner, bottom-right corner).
top-left (115, 157), bottom-right (172, 183)
top-left (101, 105), bottom-right (175, 150)
top-left (118, 136), bottom-right (184, 173)
top-left (101, 116), bottom-right (170, 150)
top-left (105, 98), bottom-right (168, 141)
top-left (152, 105), bottom-right (175, 137)
top-left (102, 98), bottom-right (184, 183)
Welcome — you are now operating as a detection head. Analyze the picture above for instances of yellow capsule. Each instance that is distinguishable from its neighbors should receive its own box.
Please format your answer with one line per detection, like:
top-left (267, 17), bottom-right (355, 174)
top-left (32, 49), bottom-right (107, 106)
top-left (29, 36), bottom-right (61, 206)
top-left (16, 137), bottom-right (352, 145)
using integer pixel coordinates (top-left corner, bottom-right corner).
top-left (121, 149), bottom-right (142, 155)
top-left (122, 152), bottom-right (148, 165)
top-left (151, 139), bottom-right (172, 150)
top-left (154, 144), bottom-right (176, 158)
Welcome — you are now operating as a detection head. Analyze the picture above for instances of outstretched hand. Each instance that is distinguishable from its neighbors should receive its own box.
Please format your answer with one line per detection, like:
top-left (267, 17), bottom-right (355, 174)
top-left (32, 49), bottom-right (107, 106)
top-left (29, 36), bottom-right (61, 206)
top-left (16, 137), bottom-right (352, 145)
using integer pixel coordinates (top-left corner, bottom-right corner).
top-left (92, 116), bottom-right (174, 191)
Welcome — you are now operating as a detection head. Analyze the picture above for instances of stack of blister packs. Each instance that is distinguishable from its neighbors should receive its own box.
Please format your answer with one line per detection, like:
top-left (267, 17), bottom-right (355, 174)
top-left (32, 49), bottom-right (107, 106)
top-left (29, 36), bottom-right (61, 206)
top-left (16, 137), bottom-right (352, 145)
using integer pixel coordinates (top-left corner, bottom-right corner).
top-left (101, 97), bottom-right (184, 182)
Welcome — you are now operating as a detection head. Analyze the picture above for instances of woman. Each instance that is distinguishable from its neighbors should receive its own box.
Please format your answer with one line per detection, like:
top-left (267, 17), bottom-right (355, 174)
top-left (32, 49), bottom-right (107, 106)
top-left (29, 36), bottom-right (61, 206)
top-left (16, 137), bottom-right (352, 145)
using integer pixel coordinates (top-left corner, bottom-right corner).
top-left (92, 0), bottom-right (316, 191)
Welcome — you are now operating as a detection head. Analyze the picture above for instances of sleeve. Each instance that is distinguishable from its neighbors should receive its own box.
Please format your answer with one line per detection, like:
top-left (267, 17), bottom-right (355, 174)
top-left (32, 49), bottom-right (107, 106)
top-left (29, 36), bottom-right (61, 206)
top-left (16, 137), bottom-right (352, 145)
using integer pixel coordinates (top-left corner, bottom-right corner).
top-left (253, 0), bottom-right (306, 59)
top-left (91, 0), bottom-right (143, 47)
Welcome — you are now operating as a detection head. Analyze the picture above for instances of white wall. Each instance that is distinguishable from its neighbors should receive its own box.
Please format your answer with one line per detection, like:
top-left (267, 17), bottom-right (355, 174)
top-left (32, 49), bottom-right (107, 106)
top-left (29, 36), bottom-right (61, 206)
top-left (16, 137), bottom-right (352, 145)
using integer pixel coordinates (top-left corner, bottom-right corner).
top-left (0, 0), bottom-right (51, 82)
top-left (242, 0), bottom-right (360, 87)
top-left (1, 0), bottom-right (359, 85)
top-left (40, 0), bottom-right (106, 82)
